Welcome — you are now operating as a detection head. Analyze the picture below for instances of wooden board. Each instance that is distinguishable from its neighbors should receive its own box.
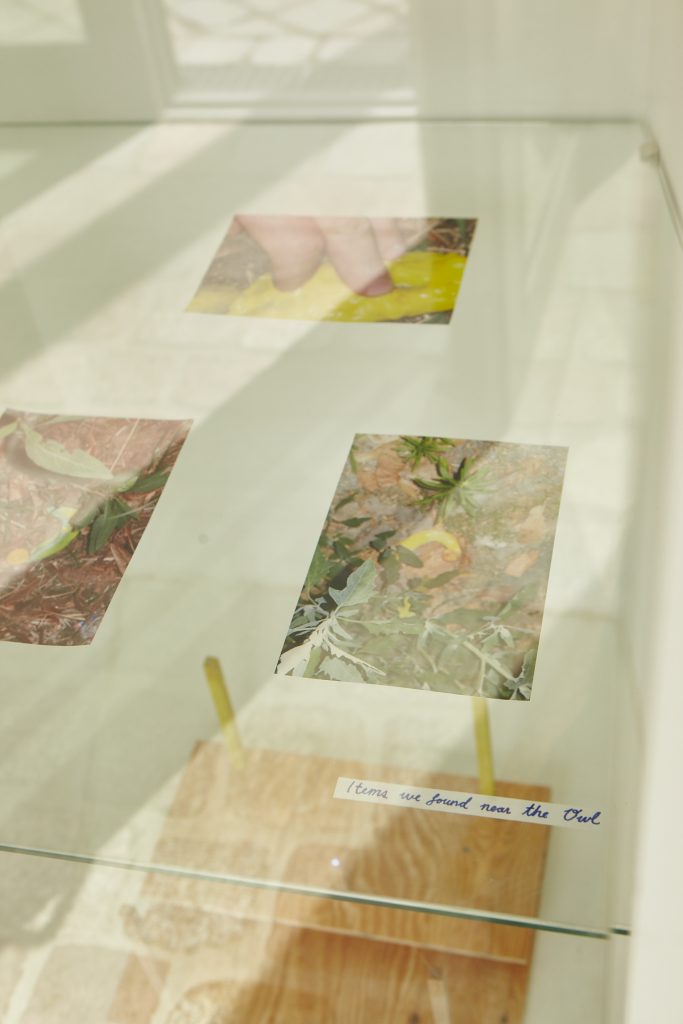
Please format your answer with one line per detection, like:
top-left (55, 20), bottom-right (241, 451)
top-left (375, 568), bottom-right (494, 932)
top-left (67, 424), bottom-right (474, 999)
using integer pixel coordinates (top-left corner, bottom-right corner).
top-left (141, 742), bottom-right (550, 965)
top-left (117, 910), bottom-right (531, 1024)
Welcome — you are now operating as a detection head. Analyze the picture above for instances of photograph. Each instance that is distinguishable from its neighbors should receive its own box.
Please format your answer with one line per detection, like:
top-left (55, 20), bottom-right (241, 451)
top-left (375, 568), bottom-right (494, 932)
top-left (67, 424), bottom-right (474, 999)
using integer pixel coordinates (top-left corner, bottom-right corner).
top-left (277, 434), bottom-right (567, 700)
top-left (0, 410), bottom-right (191, 646)
top-left (187, 215), bottom-right (476, 324)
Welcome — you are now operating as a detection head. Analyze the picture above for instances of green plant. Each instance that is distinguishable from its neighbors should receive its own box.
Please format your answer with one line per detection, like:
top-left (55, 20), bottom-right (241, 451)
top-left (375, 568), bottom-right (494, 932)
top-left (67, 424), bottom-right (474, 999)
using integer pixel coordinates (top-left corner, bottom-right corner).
top-left (396, 435), bottom-right (452, 469)
top-left (412, 456), bottom-right (490, 517)
top-left (0, 416), bottom-right (174, 561)
top-left (280, 559), bottom-right (537, 700)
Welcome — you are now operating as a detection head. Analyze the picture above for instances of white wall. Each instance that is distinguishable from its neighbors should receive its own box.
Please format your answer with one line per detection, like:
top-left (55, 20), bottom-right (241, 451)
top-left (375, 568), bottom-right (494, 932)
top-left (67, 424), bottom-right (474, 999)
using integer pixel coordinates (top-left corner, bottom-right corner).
top-left (624, 215), bottom-right (683, 1023)
top-left (623, 4), bottom-right (683, 1019)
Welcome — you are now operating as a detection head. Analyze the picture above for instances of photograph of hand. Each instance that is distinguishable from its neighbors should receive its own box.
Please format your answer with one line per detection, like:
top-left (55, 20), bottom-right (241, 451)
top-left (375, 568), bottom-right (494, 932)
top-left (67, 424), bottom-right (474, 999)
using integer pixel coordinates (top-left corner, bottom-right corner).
top-left (187, 215), bottom-right (476, 324)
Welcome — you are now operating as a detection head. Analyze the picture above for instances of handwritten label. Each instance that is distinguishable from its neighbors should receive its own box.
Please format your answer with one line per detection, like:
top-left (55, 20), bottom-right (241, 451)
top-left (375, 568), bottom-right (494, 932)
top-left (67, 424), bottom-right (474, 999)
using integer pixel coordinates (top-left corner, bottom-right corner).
top-left (335, 778), bottom-right (603, 830)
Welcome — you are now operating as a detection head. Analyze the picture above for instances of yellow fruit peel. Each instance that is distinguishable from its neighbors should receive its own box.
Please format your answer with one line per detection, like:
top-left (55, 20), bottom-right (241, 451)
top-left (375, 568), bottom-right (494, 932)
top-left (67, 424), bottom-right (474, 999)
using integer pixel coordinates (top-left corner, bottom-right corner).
top-left (400, 529), bottom-right (462, 560)
top-left (187, 287), bottom-right (240, 315)
top-left (226, 251), bottom-right (466, 322)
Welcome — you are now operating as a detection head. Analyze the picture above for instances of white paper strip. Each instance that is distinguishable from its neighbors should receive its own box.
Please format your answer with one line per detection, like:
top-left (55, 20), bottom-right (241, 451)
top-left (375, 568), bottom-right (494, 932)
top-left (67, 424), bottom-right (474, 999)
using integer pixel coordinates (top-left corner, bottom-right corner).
top-left (334, 777), bottom-right (604, 830)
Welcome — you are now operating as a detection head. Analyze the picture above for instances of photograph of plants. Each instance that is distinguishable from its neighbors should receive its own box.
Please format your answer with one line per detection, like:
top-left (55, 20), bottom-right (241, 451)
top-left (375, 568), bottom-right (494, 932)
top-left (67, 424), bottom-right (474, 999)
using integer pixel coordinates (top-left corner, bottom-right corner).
top-left (187, 215), bottom-right (476, 324)
top-left (0, 410), bottom-right (191, 646)
top-left (277, 434), bottom-right (567, 700)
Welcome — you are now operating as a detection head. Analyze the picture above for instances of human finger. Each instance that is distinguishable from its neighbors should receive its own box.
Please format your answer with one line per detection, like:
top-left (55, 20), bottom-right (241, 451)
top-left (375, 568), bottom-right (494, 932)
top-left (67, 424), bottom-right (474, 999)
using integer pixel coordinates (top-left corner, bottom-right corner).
top-left (397, 217), bottom-right (432, 251)
top-left (317, 217), bottom-right (393, 296)
top-left (235, 215), bottom-right (325, 290)
top-left (371, 218), bottom-right (407, 263)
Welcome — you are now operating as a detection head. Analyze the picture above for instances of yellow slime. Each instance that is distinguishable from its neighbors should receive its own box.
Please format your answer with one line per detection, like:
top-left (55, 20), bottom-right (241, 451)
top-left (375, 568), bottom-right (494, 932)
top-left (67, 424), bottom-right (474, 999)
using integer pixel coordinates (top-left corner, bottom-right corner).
top-left (220, 251), bottom-right (466, 322)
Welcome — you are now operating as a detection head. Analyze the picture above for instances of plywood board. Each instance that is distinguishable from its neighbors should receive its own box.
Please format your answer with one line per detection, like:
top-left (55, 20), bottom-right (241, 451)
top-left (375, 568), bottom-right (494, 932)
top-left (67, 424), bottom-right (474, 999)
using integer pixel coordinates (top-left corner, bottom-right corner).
top-left (142, 742), bottom-right (550, 964)
top-left (116, 912), bottom-right (531, 1024)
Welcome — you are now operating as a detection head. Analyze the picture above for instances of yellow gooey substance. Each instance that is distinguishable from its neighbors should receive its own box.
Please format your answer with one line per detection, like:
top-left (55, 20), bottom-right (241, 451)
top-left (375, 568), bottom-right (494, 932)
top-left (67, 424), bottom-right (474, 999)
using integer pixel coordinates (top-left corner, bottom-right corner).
top-left (227, 250), bottom-right (467, 322)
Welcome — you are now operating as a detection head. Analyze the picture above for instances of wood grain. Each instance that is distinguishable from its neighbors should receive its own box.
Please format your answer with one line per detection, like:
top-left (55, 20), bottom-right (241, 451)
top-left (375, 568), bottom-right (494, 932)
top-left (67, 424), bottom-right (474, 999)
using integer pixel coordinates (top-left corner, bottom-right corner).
top-left (115, 915), bottom-right (531, 1024)
top-left (142, 742), bottom-right (550, 964)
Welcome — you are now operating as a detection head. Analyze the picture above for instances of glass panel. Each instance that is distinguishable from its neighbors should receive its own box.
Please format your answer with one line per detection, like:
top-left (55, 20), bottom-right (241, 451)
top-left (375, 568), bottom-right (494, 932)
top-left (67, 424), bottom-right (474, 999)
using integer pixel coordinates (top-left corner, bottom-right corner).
top-left (0, 120), bottom-right (665, 939)
top-left (0, 850), bottom-right (609, 1023)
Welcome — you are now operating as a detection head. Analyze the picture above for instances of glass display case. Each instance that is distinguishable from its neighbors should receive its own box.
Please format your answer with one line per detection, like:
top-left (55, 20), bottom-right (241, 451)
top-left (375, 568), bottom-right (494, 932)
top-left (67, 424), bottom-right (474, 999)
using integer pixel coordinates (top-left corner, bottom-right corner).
top-left (0, 109), bottom-right (679, 1022)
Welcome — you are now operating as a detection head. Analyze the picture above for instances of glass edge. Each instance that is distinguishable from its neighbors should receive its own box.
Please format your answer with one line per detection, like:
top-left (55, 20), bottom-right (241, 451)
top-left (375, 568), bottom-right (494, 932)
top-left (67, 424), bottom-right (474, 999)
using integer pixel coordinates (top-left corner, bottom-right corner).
top-left (0, 842), bottom-right (610, 940)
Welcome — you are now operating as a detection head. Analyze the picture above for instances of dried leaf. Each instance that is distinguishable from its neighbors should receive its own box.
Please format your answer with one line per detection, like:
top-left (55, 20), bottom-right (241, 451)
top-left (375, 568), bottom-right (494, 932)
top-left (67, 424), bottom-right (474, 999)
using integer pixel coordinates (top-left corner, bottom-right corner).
top-left (504, 550), bottom-right (539, 578)
top-left (23, 427), bottom-right (113, 480)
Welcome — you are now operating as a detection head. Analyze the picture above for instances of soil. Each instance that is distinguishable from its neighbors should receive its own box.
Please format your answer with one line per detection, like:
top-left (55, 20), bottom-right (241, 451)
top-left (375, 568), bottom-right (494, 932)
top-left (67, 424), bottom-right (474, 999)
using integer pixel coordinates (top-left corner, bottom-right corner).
top-left (0, 411), bottom-right (190, 646)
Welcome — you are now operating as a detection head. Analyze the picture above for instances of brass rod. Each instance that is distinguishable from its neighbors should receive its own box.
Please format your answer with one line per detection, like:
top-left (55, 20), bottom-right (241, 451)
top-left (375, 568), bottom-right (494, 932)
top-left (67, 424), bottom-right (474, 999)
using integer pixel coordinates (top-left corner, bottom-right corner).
top-left (203, 656), bottom-right (245, 769)
top-left (472, 696), bottom-right (495, 795)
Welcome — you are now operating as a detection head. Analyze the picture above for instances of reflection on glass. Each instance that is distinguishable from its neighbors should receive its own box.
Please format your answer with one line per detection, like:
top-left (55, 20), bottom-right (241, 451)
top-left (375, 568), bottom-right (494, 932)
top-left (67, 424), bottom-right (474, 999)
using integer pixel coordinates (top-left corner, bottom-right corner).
top-left (0, 851), bottom-right (603, 1024)
top-left (162, 0), bottom-right (413, 107)
top-left (164, 0), bottom-right (409, 68)
top-left (0, 0), bottom-right (85, 46)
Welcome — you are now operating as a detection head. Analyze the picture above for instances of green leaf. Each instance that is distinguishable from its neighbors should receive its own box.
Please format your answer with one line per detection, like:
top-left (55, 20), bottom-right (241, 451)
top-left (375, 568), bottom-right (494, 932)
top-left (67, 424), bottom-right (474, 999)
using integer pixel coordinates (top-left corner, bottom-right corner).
top-left (361, 634), bottom-right (401, 659)
top-left (86, 499), bottom-right (137, 554)
top-left (498, 584), bottom-right (538, 619)
top-left (436, 608), bottom-right (486, 629)
top-left (420, 570), bottom-right (460, 589)
top-left (332, 538), bottom-right (354, 559)
top-left (396, 545), bottom-right (423, 568)
top-left (31, 528), bottom-right (79, 562)
top-left (304, 645), bottom-right (325, 677)
top-left (328, 560), bottom-right (378, 608)
top-left (381, 552), bottom-right (401, 584)
top-left (74, 495), bottom-right (136, 531)
top-left (363, 618), bottom-right (423, 636)
top-left (369, 529), bottom-right (397, 551)
top-left (23, 427), bottom-right (113, 480)
top-left (511, 647), bottom-right (537, 694)
top-left (109, 495), bottom-right (137, 518)
top-left (498, 626), bottom-right (514, 648)
top-left (71, 499), bottom-right (104, 530)
top-left (0, 420), bottom-right (18, 441)
top-left (436, 457), bottom-right (454, 482)
top-left (125, 470), bottom-right (170, 493)
top-left (413, 478), bottom-right (444, 493)
top-left (334, 492), bottom-right (358, 512)
top-left (304, 547), bottom-right (334, 590)
top-left (414, 670), bottom-right (457, 692)
top-left (87, 508), bottom-right (119, 554)
top-left (318, 655), bottom-right (365, 682)
top-left (341, 517), bottom-right (370, 528)
top-left (418, 620), bottom-right (459, 652)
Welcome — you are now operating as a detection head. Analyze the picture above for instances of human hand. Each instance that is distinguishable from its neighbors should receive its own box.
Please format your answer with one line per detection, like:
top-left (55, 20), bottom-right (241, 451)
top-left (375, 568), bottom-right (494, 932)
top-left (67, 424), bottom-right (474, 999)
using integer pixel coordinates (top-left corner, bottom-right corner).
top-left (232, 215), bottom-right (411, 296)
